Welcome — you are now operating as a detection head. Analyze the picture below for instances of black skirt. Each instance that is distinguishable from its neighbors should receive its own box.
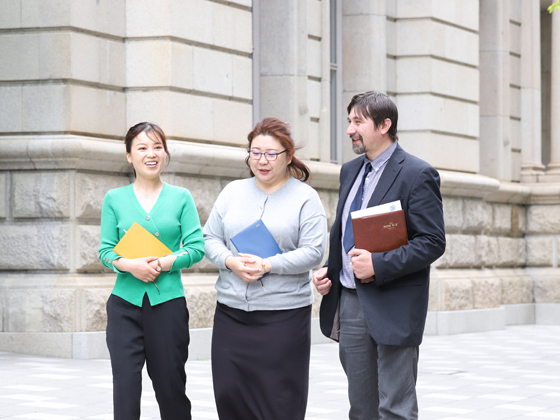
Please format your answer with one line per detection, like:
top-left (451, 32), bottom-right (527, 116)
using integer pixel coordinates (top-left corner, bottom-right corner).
top-left (211, 302), bottom-right (312, 420)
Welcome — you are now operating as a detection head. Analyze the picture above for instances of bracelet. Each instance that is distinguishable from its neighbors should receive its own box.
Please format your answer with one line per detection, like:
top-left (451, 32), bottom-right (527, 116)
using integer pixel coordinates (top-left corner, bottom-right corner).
top-left (156, 258), bottom-right (162, 272)
top-left (261, 258), bottom-right (266, 273)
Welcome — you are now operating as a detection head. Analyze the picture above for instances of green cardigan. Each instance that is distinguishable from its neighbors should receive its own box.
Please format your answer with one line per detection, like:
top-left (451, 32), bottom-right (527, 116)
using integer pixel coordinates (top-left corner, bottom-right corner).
top-left (98, 183), bottom-right (205, 306)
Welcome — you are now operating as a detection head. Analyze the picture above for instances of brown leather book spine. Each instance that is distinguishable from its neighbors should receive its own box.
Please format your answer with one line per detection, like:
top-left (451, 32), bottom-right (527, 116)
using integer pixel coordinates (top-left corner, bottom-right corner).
top-left (352, 209), bottom-right (408, 253)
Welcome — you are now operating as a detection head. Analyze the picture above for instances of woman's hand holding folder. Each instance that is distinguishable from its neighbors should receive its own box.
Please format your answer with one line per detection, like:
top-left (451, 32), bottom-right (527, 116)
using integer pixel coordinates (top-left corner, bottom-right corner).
top-left (225, 254), bottom-right (264, 283)
top-left (113, 256), bottom-right (161, 283)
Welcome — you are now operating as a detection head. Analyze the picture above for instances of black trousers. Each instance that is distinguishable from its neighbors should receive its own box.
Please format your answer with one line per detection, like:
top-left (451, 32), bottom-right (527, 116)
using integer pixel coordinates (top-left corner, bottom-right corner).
top-left (212, 302), bottom-right (312, 420)
top-left (106, 294), bottom-right (191, 420)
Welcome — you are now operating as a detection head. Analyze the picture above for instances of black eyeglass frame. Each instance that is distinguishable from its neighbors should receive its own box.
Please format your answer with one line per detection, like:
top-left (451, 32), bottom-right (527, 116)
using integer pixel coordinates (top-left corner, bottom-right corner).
top-left (248, 149), bottom-right (288, 161)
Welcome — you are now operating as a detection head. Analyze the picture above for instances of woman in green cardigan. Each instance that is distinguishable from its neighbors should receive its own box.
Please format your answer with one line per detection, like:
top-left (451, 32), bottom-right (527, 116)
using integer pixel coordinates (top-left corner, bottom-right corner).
top-left (98, 122), bottom-right (205, 420)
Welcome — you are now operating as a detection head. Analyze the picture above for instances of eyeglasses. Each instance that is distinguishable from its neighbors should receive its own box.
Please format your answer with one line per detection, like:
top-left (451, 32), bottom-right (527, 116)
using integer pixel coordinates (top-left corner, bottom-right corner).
top-left (248, 149), bottom-right (288, 161)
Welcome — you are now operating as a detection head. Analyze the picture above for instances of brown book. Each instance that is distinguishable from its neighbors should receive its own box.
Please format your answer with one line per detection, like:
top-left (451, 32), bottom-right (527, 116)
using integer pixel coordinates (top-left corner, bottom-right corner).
top-left (351, 209), bottom-right (408, 283)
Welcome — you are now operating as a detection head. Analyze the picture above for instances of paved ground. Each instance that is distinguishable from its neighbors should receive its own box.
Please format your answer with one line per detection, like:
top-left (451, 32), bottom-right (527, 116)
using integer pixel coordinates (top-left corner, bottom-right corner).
top-left (1, 325), bottom-right (559, 420)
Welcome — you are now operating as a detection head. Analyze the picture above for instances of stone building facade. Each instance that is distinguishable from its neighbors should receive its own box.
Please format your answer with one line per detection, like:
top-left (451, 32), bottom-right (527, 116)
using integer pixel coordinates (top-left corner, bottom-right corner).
top-left (0, 0), bottom-right (559, 357)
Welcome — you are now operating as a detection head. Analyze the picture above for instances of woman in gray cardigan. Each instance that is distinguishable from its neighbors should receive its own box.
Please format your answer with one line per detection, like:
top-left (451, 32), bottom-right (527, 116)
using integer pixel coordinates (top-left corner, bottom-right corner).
top-left (203, 118), bottom-right (327, 420)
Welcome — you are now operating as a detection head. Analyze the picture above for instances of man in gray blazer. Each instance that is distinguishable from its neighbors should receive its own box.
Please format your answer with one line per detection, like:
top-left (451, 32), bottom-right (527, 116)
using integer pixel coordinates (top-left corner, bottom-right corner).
top-left (313, 91), bottom-right (446, 419)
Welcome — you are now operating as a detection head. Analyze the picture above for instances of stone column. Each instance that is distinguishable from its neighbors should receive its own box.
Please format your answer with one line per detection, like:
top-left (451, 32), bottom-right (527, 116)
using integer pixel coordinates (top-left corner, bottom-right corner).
top-left (395, 0), bottom-right (479, 172)
top-left (342, 0), bottom-right (387, 162)
top-left (520, 0), bottom-right (545, 182)
top-left (259, 0), bottom-right (309, 154)
top-left (545, 9), bottom-right (560, 179)
top-left (479, 0), bottom-right (511, 181)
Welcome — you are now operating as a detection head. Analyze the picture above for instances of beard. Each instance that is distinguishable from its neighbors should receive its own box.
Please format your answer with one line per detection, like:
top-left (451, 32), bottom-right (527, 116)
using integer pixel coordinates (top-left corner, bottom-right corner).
top-left (351, 136), bottom-right (366, 154)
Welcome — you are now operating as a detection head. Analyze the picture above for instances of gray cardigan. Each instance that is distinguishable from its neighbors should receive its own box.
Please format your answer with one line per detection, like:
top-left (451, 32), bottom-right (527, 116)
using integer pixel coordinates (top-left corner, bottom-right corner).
top-left (203, 177), bottom-right (327, 311)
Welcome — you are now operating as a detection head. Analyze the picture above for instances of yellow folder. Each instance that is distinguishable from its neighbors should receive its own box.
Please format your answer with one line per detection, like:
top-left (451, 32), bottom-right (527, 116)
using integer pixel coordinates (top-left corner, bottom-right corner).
top-left (113, 222), bottom-right (173, 259)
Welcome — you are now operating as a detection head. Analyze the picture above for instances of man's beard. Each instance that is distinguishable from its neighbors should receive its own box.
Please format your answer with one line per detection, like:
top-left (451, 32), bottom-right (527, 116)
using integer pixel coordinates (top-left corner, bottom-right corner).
top-left (351, 137), bottom-right (366, 154)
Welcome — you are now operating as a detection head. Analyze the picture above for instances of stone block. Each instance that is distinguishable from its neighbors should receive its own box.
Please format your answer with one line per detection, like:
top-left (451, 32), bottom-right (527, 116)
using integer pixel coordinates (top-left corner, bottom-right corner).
top-left (512, 205), bottom-right (526, 233)
top-left (127, 40), bottom-right (177, 88)
top-left (5, 288), bottom-right (76, 332)
top-left (525, 236), bottom-right (554, 267)
top-left (500, 274), bottom-right (533, 304)
top-left (492, 203), bottom-right (512, 233)
top-left (0, 172), bottom-right (6, 218)
top-left (76, 173), bottom-right (130, 219)
top-left (0, 332), bottom-right (73, 358)
top-left (509, 0), bottom-right (522, 23)
top-left (308, 120), bottom-right (320, 161)
top-left (193, 47), bottom-right (233, 96)
top-left (396, 0), bottom-right (479, 32)
top-left (308, 79), bottom-right (322, 119)
top-left (173, 176), bottom-right (222, 226)
top-left (398, 133), bottom-right (479, 174)
top-left (0, 86), bottom-right (23, 132)
top-left (343, 14), bottom-right (387, 91)
top-left (396, 57), bottom-right (479, 103)
top-left (475, 235), bottom-right (499, 267)
top-left (82, 288), bottom-right (111, 331)
top-left (13, 171), bottom-right (71, 218)
top-left (68, 85), bottom-right (126, 137)
top-left (22, 84), bottom-right (66, 132)
top-left (510, 54), bottom-right (521, 88)
top-left (387, 57), bottom-right (396, 93)
top-left (462, 199), bottom-right (492, 232)
top-left (0, 33), bottom-right (40, 80)
top-left (510, 118), bottom-right (521, 151)
top-left (212, 2), bottom-right (252, 53)
top-left (536, 303), bottom-right (560, 325)
top-left (442, 196), bottom-right (462, 232)
top-left (343, 0), bottom-right (387, 15)
top-left (497, 237), bottom-right (522, 267)
top-left (128, 91), bottom-right (251, 144)
top-left (232, 55), bottom-right (252, 100)
top-left (131, 1), bottom-right (251, 53)
top-left (307, 38), bottom-right (322, 79)
top-left (442, 278), bottom-right (473, 310)
top-left (0, 0), bottom-right (22, 29)
top-left (71, 33), bottom-right (125, 87)
top-left (446, 234), bottom-right (476, 268)
top-left (212, 99), bottom-right (253, 145)
top-left (76, 225), bottom-right (104, 273)
top-left (516, 237), bottom-right (526, 266)
top-left (307, 0), bottom-right (322, 38)
top-left (20, 0), bottom-right (69, 27)
top-left (472, 276), bottom-right (501, 309)
top-left (185, 286), bottom-right (217, 328)
top-left (509, 86), bottom-right (521, 120)
top-left (22, 0), bottom-right (125, 37)
top-left (396, 19), bottom-right (478, 67)
top-left (22, 84), bottom-right (125, 136)
top-left (526, 205), bottom-right (560, 234)
top-left (40, 32), bottom-right (72, 79)
top-left (398, 94), bottom-right (479, 138)
top-left (533, 277), bottom-right (560, 303)
top-left (0, 224), bottom-right (71, 270)
top-left (509, 21), bottom-right (521, 56)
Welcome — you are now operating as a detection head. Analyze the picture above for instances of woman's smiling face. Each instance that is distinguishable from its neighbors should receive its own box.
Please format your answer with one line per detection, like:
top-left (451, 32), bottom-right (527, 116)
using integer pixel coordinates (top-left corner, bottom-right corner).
top-left (126, 131), bottom-right (167, 179)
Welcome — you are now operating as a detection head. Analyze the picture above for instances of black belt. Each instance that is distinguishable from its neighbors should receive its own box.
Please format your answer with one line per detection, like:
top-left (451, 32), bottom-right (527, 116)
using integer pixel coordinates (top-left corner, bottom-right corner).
top-left (341, 285), bottom-right (357, 293)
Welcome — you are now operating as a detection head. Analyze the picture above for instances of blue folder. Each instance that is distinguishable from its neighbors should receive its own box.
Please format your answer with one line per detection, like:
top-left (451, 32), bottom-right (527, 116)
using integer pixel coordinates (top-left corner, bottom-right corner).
top-left (230, 219), bottom-right (282, 259)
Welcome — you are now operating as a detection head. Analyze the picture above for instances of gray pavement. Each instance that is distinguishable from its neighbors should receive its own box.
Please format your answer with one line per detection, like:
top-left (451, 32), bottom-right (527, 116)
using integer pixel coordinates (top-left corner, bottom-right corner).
top-left (1, 325), bottom-right (559, 420)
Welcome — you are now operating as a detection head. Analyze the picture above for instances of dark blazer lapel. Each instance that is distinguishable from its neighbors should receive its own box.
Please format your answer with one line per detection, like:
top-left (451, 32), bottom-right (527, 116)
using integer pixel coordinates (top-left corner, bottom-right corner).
top-left (367, 143), bottom-right (405, 207)
top-left (336, 159), bottom-right (364, 220)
